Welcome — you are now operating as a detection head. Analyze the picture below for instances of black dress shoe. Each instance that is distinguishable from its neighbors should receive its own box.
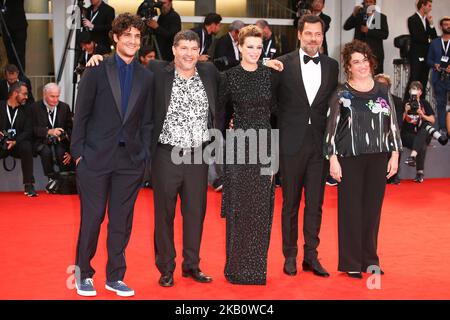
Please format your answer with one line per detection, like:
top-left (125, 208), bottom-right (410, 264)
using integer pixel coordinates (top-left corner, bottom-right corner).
top-left (302, 260), bottom-right (330, 277)
top-left (283, 258), bottom-right (297, 276)
top-left (159, 272), bottom-right (174, 287)
top-left (346, 272), bottom-right (363, 279)
top-left (182, 269), bottom-right (212, 283)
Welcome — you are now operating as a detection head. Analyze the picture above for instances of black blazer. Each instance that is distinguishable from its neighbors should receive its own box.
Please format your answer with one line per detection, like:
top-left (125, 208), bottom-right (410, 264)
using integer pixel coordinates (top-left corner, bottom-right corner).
top-left (191, 26), bottom-right (212, 56)
top-left (408, 13), bottom-right (438, 61)
top-left (214, 33), bottom-right (240, 71)
top-left (272, 50), bottom-right (339, 155)
top-left (148, 60), bottom-right (220, 155)
top-left (2, 0), bottom-right (27, 31)
top-left (344, 11), bottom-right (389, 63)
top-left (153, 8), bottom-right (182, 61)
top-left (71, 56), bottom-right (154, 170)
top-left (31, 100), bottom-right (73, 148)
top-left (0, 100), bottom-right (32, 144)
top-left (0, 77), bottom-right (35, 104)
top-left (85, 1), bottom-right (115, 53)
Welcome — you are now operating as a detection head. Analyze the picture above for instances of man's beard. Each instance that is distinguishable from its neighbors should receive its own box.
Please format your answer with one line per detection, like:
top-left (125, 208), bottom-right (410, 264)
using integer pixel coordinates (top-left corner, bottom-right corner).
top-left (443, 29), bottom-right (450, 35)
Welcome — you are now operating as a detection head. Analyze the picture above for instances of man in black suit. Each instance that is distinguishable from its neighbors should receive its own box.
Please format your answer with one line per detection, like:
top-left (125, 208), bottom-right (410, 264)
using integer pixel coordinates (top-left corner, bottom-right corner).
top-left (405, 0), bottom-right (437, 97)
top-left (191, 12), bottom-right (222, 62)
top-left (31, 83), bottom-right (74, 193)
top-left (213, 20), bottom-right (245, 71)
top-left (75, 31), bottom-right (109, 77)
top-left (272, 14), bottom-right (339, 278)
top-left (82, 0), bottom-right (115, 53)
top-left (256, 19), bottom-right (289, 60)
top-left (0, 0), bottom-right (27, 72)
top-left (71, 14), bottom-right (153, 297)
top-left (0, 81), bottom-right (36, 196)
top-left (144, 0), bottom-right (181, 61)
top-left (344, 0), bottom-right (389, 74)
top-left (0, 64), bottom-right (34, 104)
top-left (149, 30), bottom-right (219, 288)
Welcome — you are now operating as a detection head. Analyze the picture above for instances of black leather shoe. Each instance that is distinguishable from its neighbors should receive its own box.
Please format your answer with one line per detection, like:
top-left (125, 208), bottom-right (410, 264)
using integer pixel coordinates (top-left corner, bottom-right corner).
top-left (302, 260), bottom-right (330, 277)
top-left (346, 272), bottom-right (363, 279)
top-left (182, 269), bottom-right (212, 283)
top-left (283, 258), bottom-right (297, 276)
top-left (159, 272), bottom-right (174, 287)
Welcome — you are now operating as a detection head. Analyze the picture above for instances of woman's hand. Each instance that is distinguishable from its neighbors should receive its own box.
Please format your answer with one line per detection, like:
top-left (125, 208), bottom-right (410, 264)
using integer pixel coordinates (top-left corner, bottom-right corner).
top-left (264, 59), bottom-right (284, 71)
top-left (386, 152), bottom-right (399, 179)
top-left (86, 54), bottom-right (104, 67)
top-left (329, 155), bottom-right (342, 182)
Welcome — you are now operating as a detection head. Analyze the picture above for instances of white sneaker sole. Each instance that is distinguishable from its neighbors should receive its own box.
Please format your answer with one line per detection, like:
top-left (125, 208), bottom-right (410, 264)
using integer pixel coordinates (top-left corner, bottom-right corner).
top-left (105, 284), bottom-right (135, 297)
top-left (75, 284), bottom-right (97, 297)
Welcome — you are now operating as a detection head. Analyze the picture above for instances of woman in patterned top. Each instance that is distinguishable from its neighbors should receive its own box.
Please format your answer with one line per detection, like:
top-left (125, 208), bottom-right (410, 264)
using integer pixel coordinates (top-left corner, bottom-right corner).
top-left (324, 40), bottom-right (402, 279)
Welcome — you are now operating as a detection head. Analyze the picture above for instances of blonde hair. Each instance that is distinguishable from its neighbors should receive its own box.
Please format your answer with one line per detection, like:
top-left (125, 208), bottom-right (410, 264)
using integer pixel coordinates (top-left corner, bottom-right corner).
top-left (238, 25), bottom-right (263, 46)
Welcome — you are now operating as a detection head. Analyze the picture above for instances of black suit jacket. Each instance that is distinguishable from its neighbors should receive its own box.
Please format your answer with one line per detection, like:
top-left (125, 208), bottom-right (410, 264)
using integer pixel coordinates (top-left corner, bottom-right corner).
top-left (148, 60), bottom-right (220, 155)
top-left (191, 26), bottom-right (213, 56)
top-left (344, 11), bottom-right (389, 64)
top-left (152, 8), bottom-right (182, 61)
top-left (0, 100), bottom-right (32, 144)
top-left (214, 33), bottom-right (239, 71)
top-left (85, 1), bottom-right (115, 53)
top-left (2, 0), bottom-right (27, 31)
top-left (31, 100), bottom-right (73, 149)
top-left (71, 56), bottom-right (154, 170)
top-left (0, 77), bottom-right (35, 104)
top-left (272, 51), bottom-right (339, 155)
top-left (408, 13), bottom-right (438, 61)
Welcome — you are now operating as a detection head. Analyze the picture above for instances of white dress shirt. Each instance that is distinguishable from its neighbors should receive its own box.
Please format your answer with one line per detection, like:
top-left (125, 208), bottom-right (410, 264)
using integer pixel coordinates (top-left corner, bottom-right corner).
top-left (229, 32), bottom-right (240, 61)
top-left (299, 48), bottom-right (321, 107)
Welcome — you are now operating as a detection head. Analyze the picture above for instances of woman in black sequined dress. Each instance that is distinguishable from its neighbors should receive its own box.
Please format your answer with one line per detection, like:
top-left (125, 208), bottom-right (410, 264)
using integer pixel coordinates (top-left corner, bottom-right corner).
top-left (219, 25), bottom-right (278, 285)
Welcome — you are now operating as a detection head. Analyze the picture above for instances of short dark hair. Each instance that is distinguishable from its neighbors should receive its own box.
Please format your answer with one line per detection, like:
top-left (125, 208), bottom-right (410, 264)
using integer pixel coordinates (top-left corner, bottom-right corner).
top-left (298, 14), bottom-right (324, 33)
top-left (342, 40), bottom-right (377, 78)
top-left (173, 30), bottom-right (200, 47)
top-left (440, 16), bottom-right (450, 27)
top-left (78, 31), bottom-right (93, 44)
top-left (417, 0), bottom-right (432, 10)
top-left (110, 13), bottom-right (145, 40)
top-left (204, 13), bottom-right (222, 26)
top-left (5, 64), bottom-right (19, 74)
top-left (139, 45), bottom-right (155, 58)
top-left (8, 81), bottom-right (27, 97)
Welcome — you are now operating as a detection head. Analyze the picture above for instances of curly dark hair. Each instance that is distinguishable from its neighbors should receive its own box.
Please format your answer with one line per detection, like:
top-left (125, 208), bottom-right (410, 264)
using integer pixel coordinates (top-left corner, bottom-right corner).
top-left (342, 40), bottom-right (377, 78)
top-left (110, 13), bottom-right (145, 40)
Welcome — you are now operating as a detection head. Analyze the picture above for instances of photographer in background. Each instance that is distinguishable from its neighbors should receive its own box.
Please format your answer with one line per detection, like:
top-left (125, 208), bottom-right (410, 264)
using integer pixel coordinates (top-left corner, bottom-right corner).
top-left (191, 13), bottom-right (222, 62)
top-left (310, 0), bottom-right (331, 56)
top-left (76, 31), bottom-right (109, 77)
top-left (427, 16), bottom-right (450, 136)
top-left (31, 83), bottom-right (74, 193)
top-left (82, 0), bottom-right (115, 53)
top-left (401, 81), bottom-right (437, 183)
top-left (140, 0), bottom-right (181, 61)
top-left (0, 81), bottom-right (37, 196)
top-left (343, 0), bottom-right (389, 74)
top-left (213, 20), bottom-right (245, 71)
top-left (0, 64), bottom-right (34, 104)
top-left (138, 45), bottom-right (156, 67)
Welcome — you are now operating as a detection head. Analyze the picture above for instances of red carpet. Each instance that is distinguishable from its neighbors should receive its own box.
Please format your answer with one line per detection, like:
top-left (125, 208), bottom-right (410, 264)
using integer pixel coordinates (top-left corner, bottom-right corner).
top-left (1, 179), bottom-right (450, 300)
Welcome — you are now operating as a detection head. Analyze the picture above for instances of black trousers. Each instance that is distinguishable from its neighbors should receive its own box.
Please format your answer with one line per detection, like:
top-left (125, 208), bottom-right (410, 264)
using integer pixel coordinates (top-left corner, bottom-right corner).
top-left (75, 146), bottom-right (144, 281)
top-left (152, 144), bottom-right (208, 274)
top-left (2, 26), bottom-right (27, 72)
top-left (280, 128), bottom-right (328, 262)
top-left (0, 140), bottom-right (34, 184)
top-left (401, 127), bottom-right (430, 171)
top-left (37, 143), bottom-right (74, 178)
top-left (405, 59), bottom-right (430, 99)
top-left (337, 153), bottom-right (388, 272)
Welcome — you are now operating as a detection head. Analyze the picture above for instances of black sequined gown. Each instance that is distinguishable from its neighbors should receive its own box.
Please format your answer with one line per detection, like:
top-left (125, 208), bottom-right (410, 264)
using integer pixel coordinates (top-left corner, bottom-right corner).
top-left (220, 64), bottom-right (276, 285)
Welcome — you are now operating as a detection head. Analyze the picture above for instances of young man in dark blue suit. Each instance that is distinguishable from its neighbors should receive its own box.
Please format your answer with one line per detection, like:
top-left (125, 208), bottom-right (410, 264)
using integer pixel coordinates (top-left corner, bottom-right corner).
top-left (427, 16), bottom-right (450, 134)
top-left (71, 13), bottom-right (153, 297)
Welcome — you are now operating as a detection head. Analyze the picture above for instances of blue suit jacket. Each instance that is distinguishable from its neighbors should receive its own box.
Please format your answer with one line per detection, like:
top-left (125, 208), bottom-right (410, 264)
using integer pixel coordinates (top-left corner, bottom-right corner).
top-left (427, 37), bottom-right (448, 85)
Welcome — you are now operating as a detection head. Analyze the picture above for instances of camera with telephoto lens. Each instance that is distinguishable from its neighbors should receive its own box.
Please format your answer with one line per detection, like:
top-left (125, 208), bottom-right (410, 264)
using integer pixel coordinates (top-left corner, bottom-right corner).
top-left (423, 123), bottom-right (448, 145)
top-left (138, 0), bottom-right (163, 20)
top-left (408, 89), bottom-right (420, 115)
top-left (0, 129), bottom-right (16, 151)
top-left (296, 0), bottom-right (311, 18)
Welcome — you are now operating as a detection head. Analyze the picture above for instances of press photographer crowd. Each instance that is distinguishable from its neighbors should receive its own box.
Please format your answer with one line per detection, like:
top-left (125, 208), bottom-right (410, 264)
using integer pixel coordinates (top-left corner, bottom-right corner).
top-left (0, 0), bottom-right (449, 200)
